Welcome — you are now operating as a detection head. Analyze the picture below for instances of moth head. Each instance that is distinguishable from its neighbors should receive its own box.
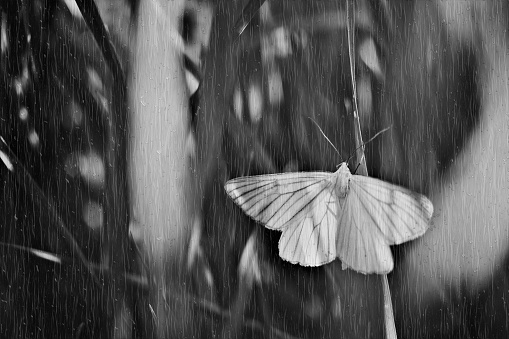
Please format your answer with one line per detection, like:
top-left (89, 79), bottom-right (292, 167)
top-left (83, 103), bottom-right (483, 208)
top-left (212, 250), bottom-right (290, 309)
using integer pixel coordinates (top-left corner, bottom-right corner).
top-left (337, 162), bottom-right (350, 172)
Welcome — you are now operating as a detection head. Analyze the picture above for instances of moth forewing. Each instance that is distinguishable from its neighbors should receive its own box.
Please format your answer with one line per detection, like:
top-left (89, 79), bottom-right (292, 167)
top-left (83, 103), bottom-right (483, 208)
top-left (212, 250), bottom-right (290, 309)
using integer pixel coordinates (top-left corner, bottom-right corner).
top-left (224, 171), bottom-right (332, 230)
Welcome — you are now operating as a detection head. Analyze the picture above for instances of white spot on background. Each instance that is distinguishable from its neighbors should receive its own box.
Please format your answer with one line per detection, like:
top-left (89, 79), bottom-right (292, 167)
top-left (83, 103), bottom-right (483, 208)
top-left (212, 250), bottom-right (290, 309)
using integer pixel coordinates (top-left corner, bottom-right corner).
top-left (248, 83), bottom-right (263, 123)
top-left (28, 130), bottom-right (39, 147)
top-left (344, 98), bottom-right (352, 113)
top-left (1, 13), bottom-right (8, 54)
top-left (262, 27), bottom-right (293, 62)
top-left (13, 60), bottom-right (30, 96)
top-left (79, 152), bottom-right (105, 188)
top-left (0, 150), bottom-right (13, 171)
top-left (233, 85), bottom-right (243, 120)
top-left (268, 70), bottom-right (283, 105)
top-left (87, 67), bottom-right (104, 92)
top-left (358, 38), bottom-right (384, 80)
top-left (185, 69), bottom-right (199, 96)
top-left (19, 107), bottom-right (28, 121)
top-left (14, 79), bottom-right (23, 96)
top-left (83, 201), bottom-right (104, 230)
top-left (271, 27), bottom-right (293, 57)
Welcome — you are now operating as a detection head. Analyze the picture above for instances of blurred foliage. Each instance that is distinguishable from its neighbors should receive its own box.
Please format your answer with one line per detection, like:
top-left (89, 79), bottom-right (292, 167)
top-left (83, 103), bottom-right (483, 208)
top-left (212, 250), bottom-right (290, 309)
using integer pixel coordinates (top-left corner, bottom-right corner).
top-left (1, 0), bottom-right (508, 338)
top-left (0, 0), bottom-right (132, 337)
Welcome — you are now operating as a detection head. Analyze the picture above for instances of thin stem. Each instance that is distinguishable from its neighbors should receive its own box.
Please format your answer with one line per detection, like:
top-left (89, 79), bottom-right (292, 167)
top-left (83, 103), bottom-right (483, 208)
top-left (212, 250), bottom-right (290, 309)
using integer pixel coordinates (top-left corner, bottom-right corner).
top-left (233, 0), bottom-right (267, 38)
top-left (382, 275), bottom-right (398, 338)
top-left (346, 1), bottom-right (396, 338)
top-left (346, 0), bottom-right (367, 176)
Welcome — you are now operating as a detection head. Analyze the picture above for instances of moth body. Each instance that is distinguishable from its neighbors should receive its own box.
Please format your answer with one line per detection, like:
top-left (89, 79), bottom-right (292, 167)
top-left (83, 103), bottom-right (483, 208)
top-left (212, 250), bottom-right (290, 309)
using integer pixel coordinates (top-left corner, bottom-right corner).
top-left (333, 162), bottom-right (352, 199)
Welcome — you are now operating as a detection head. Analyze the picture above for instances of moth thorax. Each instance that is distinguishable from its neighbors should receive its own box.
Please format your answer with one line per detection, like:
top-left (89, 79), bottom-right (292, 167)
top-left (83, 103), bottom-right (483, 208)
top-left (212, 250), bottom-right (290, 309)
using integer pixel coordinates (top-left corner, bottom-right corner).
top-left (335, 163), bottom-right (352, 198)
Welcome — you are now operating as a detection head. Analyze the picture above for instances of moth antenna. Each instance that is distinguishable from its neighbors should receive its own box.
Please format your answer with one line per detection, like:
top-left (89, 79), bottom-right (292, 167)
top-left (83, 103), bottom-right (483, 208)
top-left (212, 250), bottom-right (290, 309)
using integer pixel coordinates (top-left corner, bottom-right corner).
top-left (307, 117), bottom-right (343, 161)
top-left (352, 162), bottom-right (361, 175)
top-left (347, 125), bottom-right (392, 164)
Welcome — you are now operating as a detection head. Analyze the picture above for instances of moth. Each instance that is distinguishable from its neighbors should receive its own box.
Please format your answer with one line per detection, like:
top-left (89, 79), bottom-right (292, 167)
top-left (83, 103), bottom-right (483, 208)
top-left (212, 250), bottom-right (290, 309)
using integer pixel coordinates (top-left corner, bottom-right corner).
top-left (224, 162), bottom-right (433, 274)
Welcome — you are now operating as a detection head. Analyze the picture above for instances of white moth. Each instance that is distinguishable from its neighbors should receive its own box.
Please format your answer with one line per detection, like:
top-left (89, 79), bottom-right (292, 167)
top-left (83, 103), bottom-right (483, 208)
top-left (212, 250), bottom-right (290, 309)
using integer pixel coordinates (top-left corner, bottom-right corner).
top-left (224, 163), bottom-right (433, 274)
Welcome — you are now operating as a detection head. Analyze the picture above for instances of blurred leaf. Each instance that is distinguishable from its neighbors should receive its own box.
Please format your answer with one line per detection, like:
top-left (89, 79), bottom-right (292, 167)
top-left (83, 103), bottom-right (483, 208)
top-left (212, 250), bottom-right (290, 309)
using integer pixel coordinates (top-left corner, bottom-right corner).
top-left (74, 0), bottom-right (124, 83)
top-left (358, 38), bottom-right (384, 80)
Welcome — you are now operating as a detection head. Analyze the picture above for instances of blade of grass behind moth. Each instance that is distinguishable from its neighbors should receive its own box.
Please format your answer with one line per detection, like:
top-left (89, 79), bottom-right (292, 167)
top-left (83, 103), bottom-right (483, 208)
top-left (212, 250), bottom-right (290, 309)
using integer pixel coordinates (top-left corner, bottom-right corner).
top-left (0, 137), bottom-right (100, 285)
top-left (346, 1), bottom-right (396, 338)
top-left (187, 215), bottom-right (218, 305)
top-left (221, 231), bottom-right (260, 339)
top-left (0, 241), bottom-right (149, 292)
top-left (346, 0), bottom-right (367, 176)
top-left (73, 0), bottom-right (125, 84)
top-left (233, 0), bottom-right (266, 39)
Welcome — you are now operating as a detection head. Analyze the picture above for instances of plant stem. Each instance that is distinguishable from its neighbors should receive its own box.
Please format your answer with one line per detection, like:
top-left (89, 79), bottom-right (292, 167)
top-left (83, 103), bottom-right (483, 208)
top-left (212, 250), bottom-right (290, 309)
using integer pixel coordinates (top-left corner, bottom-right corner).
top-left (346, 1), bottom-right (396, 338)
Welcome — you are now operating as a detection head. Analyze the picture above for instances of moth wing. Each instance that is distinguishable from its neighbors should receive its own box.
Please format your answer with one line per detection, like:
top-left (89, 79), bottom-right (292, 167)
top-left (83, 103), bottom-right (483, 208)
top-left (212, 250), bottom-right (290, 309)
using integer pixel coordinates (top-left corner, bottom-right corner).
top-left (277, 185), bottom-right (339, 266)
top-left (336, 189), bottom-right (394, 274)
top-left (336, 176), bottom-right (433, 274)
top-left (349, 176), bottom-right (433, 244)
top-left (225, 172), bottom-right (332, 230)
